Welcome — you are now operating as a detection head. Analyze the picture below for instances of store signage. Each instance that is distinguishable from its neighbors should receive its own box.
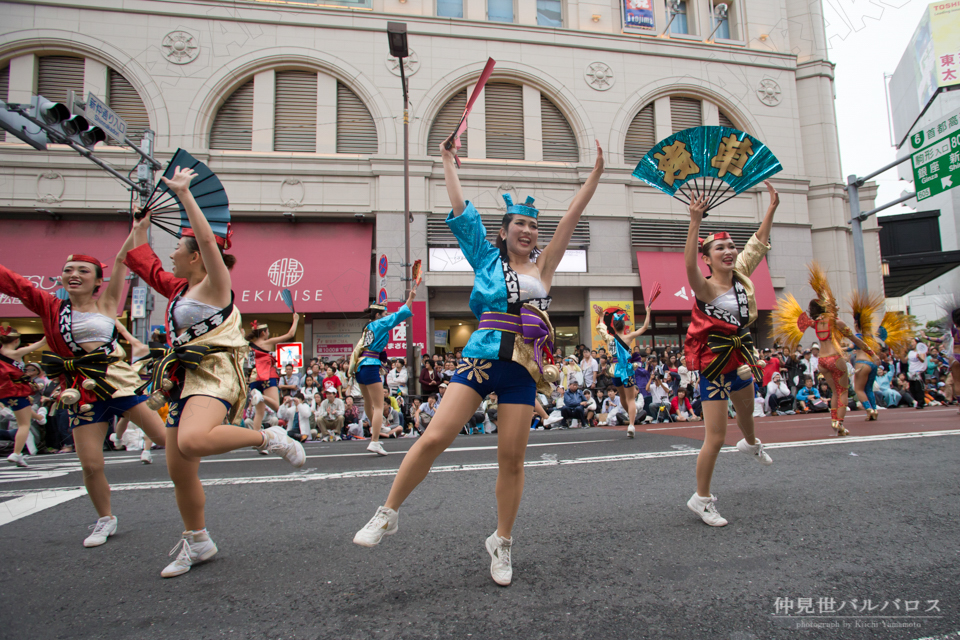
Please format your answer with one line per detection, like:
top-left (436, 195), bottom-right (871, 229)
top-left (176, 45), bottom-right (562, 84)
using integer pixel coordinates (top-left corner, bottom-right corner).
top-left (384, 301), bottom-right (427, 358)
top-left (911, 108), bottom-right (960, 201)
top-left (622, 0), bottom-right (655, 31)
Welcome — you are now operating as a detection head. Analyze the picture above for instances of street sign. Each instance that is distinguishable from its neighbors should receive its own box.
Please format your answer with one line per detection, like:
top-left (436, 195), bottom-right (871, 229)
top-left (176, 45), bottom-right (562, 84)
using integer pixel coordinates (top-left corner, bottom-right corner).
top-left (131, 286), bottom-right (147, 319)
top-left (276, 342), bottom-right (303, 369)
top-left (85, 93), bottom-right (127, 143)
top-left (910, 109), bottom-right (960, 201)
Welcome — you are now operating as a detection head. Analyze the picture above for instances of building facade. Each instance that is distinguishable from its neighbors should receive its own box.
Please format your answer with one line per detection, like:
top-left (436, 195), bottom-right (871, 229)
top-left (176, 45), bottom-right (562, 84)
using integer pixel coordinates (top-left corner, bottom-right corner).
top-left (0, 0), bottom-right (881, 364)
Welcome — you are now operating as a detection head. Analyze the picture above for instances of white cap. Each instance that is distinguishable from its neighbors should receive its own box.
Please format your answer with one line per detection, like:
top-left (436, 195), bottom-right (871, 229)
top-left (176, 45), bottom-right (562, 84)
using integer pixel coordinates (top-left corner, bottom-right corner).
top-left (811, 343), bottom-right (820, 349)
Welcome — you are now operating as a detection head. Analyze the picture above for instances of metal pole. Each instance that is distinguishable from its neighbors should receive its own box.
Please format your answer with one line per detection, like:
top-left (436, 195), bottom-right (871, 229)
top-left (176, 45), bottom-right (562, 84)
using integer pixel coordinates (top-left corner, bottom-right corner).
top-left (133, 130), bottom-right (157, 343)
top-left (847, 174), bottom-right (869, 293)
top-left (400, 60), bottom-right (417, 396)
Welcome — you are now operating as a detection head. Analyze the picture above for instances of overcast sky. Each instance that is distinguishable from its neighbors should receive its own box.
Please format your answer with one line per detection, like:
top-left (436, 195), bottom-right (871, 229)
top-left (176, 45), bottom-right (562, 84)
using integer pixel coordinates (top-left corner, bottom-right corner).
top-left (827, 0), bottom-right (930, 216)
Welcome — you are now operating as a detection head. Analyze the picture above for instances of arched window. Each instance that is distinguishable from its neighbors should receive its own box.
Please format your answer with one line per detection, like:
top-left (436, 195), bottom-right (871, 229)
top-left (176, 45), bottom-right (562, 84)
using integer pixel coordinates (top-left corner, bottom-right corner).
top-left (540, 94), bottom-right (578, 162)
top-left (107, 69), bottom-right (150, 143)
top-left (485, 82), bottom-right (524, 160)
top-left (0, 65), bottom-right (8, 142)
top-left (336, 81), bottom-right (378, 154)
top-left (275, 70), bottom-right (317, 152)
top-left (670, 96), bottom-right (702, 132)
top-left (719, 109), bottom-right (736, 129)
top-left (427, 89), bottom-right (467, 157)
top-left (210, 79), bottom-right (254, 151)
top-left (624, 103), bottom-right (656, 165)
top-left (37, 55), bottom-right (84, 103)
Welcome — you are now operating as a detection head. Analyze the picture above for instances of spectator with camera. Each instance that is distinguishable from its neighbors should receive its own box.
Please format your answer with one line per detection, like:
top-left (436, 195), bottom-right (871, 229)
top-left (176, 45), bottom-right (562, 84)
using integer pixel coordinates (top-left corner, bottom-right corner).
top-left (317, 387), bottom-right (345, 441)
top-left (647, 372), bottom-right (672, 423)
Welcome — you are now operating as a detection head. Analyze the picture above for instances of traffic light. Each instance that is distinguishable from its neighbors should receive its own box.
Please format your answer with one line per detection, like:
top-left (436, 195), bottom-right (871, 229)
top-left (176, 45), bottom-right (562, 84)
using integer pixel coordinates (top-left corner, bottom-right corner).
top-left (33, 95), bottom-right (107, 150)
top-left (0, 99), bottom-right (49, 150)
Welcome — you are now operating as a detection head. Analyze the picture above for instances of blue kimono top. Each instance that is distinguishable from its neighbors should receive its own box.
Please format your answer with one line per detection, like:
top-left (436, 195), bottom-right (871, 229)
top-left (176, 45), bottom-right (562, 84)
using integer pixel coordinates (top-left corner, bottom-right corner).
top-left (612, 334), bottom-right (634, 382)
top-left (356, 304), bottom-right (413, 369)
top-left (446, 202), bottom-right (551, 362)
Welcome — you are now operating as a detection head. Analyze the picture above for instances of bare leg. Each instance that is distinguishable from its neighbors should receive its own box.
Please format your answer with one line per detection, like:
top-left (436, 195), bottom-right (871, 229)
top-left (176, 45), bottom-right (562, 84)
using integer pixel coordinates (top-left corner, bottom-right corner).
top-left (494, 403), bottom-right (534, 539)
top-left (618, 386), bottom-right (638, 427)
top-left (73, 421), bottom-right (112, 517)
top-left (359, 382), bottom-right (385, 443)
top-left (10, 406), bottom-right (33, 455)
top-left (384, 384), bottom-right (482, 511)
top-left (165, 427), bottom-right (205, 531)
top-left (262, 387), bottom-right (280, 413)
top-left (696, 400), bottom-right (728, 497)
top-left (251, 401), bottom-right (266, 431)
top-left (115, 417), bottom-right (129, 442)
top-left (123, 401), bottom-right (166, 447)
top-left (836, 372), bottom-right (850, 422)
top-left (853, 363), bottom-right (871, 410)
top-left (175, 397), bottom-right (262, 458)
top-left (533, 400), bottom-right (548, 421)
top-left (730, 384), bottom-right (757, 444)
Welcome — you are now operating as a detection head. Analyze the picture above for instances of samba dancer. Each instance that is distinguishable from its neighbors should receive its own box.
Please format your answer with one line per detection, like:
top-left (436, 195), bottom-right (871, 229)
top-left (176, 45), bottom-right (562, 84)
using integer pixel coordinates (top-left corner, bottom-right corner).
top-left (683, 181), bottom-right (779, 528)
top-left (0, 328), bottom-right (47, 467)
top-left (0, 254), bottom-right (166, 547)
top-left (122, 166), bottom-right (305, 578)
top-left (247, 314), bottom-right (300, 431)
top-left (354, 138), bottom-right (604, 586)
top-left (347, 291), bottom-right (416, 456)
top-left (597, 307), bottom-right (653, 438)
top-left (849, 292), bottom-right (883, 422)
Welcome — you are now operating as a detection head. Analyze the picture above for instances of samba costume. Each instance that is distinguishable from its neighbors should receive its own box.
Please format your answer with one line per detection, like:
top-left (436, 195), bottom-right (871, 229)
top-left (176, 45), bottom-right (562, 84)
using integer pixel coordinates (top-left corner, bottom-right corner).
top-left (849, 291), bottom-right (884, 420)
top-left (446, 195), bottom-right (557, 404)
top-left (685, 231), bottom-right (768, 402)
top-left (123, 243), bottom-right (248, 427)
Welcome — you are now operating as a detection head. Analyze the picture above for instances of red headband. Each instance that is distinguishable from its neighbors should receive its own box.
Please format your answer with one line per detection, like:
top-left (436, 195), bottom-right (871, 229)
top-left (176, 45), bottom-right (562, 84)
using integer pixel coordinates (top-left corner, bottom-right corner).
top-left (65, 254), bottom-right (107, 269)
top-left (698, 231), bottom-right (732, 248)
top-left (181, 223), bottom-right (233, 250)
top-left (0, 325), bottom-right (16, 337)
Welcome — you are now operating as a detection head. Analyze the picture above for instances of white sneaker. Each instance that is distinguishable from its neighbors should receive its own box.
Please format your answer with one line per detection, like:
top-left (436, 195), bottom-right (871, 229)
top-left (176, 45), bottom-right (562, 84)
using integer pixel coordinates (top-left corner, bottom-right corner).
top-left (6, 452), bottom-right (28, 467)
top-left (543, 414), bottom-right (563, 426)
top-left (367, 441), bottom-right (388, 456)
top-left (141, 448), bottom-right (153, 464)
top-left (687, 493), bottom-right (728, 527)
top-left (569, 419), bottom-right (579, 428)
top-left (249, 388), bottom-right (264, 406)
top-left (258, 426), bottom-right (306, 467)
top-left (643, 416), bottom-right (654, 424)
top-left (353, 506), bottom-right (398, 547)
top-left (627, 425), bottom-right (635, 439)
top-left (485, 532), bottom-right (513, 586)
top-left (161, 530), bottom-right (218, 578)
top-left (736, 438), bottom-right (773, 466)
top-left (109, 433), bottom-right (120, 446)
top-left (83, 515), bottom-right (118, 547)
top-left (25, 431), bottom-right (37, 456)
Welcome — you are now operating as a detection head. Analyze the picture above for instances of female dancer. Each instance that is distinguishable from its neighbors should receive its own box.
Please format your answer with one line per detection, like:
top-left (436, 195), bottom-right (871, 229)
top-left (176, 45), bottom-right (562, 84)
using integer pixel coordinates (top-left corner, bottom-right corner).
top-left (773, 264), bottom-right (875, 437)
top-left (112, 321), bottom-right (156, 463)
top-left (683, 181), bottom-right (779, 528)
top-left (849, 292), bottom-right (883, 421)
top-left (347, 290), bottom-right (416, 456)
top-left (122, 167), bottom-right (305, 577)
top-left (597, 306), bottom-right (652, 438)
top-left (1, 327), bottom-right (47, 467)
top-left (354, 138), bottom-right (604, 586)
top-left (0, 255), bottom-right (166, 546)
top-left (247, 313), bottom-right (299, 431)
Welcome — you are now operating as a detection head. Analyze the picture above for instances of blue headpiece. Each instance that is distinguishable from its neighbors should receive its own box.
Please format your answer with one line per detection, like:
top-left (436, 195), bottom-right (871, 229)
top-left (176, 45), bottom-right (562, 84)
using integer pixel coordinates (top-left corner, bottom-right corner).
top-left (502, 194), bottom-right (538, 219)
top-left (614, 312), bottom-right (626, 322)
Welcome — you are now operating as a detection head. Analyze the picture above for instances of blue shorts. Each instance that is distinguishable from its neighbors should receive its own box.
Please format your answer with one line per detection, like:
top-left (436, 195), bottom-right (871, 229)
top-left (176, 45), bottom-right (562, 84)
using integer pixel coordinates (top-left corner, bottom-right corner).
top-left (356, 364), bottom-right (382, 386)
top-left (0, 396), bottom-right (31, 412)
top-left (166, 395), bottom-right (233, 428)
top-left (612, 376), bottom-right (636, 389)
top-left (250, 378), bottom-right (279, 392)
top-left (450, 358), bottom-right (536, 406)
top-left (698, 370), bottom-right (753, 402)
top-left (69, 395), bottom-right (148, 430)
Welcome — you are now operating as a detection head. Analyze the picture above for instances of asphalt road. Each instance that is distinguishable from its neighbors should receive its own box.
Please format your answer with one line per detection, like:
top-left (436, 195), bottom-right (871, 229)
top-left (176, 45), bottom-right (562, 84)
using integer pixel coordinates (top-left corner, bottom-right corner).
top-left (1, 406), bottom-right (958, 640)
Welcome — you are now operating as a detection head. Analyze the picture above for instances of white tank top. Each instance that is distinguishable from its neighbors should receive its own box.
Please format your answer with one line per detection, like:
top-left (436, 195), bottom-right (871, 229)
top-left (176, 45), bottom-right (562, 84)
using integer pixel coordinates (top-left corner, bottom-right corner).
top-left (709, 286), bottom-right (739, 316)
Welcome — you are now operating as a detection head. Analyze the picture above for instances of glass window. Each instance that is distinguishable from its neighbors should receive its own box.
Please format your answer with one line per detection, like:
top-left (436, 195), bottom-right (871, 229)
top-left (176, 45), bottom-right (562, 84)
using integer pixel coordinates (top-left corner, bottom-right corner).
top-left (537, 0), bottom-right (562, 27)
top-left (712, 1), bottom-right (730, 39)
top-left (668, 0), bottom-right (688, 35)
top-left (437, 0), bottom-right (463, 18)
top-left (488, 0), bottom-right (514, 23)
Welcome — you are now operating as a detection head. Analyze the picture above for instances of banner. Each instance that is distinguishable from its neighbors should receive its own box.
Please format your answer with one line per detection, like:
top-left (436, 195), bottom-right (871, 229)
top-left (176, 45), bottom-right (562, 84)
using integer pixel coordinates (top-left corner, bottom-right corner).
top-left (312, 317), bottom-right (367, 359)
top-left (385, 301), bottom-right (428, 359)
top-left (623, 0), bottom-right (655, 32)
top-left (589, 300), bottom-right (635, 351)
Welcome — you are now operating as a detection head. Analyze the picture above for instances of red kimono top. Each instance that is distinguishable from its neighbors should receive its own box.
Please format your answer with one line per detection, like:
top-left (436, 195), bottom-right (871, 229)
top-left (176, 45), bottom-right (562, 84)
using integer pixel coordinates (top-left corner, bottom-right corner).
top-left (0, 355), bottom-right (33, 399)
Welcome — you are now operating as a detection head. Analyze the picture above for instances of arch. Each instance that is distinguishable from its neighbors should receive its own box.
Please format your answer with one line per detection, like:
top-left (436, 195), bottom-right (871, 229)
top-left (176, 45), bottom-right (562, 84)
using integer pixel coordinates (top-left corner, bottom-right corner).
top-left (414, 60), bottom-right (595, 163)
top-left (610, 78), bottom-right (762, 167)
top-left (185, 48), bottom-right (395, 154)
top-left (0, 31), bottom-right (168, 145)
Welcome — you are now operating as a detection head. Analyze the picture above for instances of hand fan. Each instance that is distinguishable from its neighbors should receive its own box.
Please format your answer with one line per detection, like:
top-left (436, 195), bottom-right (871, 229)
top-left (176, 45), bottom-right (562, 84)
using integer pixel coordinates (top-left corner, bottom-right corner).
top-left (280, 289), bottom-right (295, 313)
top-left (444, 58), bottom-right (496, 168)
top-left (412, 260), bottom-right (423, 287)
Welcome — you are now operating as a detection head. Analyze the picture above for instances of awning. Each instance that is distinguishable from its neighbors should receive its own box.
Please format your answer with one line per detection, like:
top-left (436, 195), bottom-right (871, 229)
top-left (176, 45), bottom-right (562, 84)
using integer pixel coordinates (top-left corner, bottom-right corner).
top-left (636, 251), bottom-right (777, 312)
top-left (230, 221), bottom-right (373, 314)
top-left (0, 219), bottom-right (132, 317)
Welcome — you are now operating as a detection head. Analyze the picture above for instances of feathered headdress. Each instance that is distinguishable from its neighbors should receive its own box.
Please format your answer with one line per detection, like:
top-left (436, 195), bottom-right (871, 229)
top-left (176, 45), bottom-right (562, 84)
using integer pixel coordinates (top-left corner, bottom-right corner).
top-left (878, 311), bottom-right (916, 358)
top-left (808, 262), bottom-right (838, 318)
top-left (770, 294), bottom-right (810, 353)
top-left (849, 290), bottom-right (884, 353)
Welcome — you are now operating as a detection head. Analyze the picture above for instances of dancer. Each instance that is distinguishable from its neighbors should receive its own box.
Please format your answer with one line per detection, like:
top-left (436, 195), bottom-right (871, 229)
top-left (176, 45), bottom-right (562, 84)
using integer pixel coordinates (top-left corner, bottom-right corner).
top-left (849, 291), bottom-right (883, 421)
top-left (683, 181), bottom-right (779, 528)
top-left (247, 314), bottom-right (299, 432)
top-left (597, 306), bottom-right (653, 438)
top-left (111, 320), bottom-right (158, 463)
top-left (353, 138), bottom-right (603, 586)
top-left (772, 264), bottom-right (874, 437)
top-left (923, 301), bottom-right (960, 409)
top-left (122, 167), bottom-right (305, 578)
top-left (0, 327), bottom-right (47, 467)
top-left (0, 255), bottom-right (167, 546)
top-left (347, 291), bottom-right (416, 456)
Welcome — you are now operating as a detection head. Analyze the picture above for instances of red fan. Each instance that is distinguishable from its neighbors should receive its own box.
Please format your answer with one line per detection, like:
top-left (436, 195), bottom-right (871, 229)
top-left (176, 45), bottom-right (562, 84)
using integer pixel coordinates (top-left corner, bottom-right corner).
top-left (412, 259), bottom-right (423, 287)
top-left (647, 281), bottom-right (662, 308)
top-left (444, 58), bottom-right (496, 168)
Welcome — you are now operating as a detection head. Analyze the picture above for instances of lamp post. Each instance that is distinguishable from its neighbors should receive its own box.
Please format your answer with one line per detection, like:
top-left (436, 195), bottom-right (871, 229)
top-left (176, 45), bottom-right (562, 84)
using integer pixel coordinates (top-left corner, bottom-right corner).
top-left (387, 22), bottom-right (417, 394)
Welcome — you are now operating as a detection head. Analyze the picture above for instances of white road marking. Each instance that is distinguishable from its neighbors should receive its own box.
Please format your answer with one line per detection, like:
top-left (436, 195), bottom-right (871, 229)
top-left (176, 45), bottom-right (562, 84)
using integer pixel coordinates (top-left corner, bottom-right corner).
top-left (644, 407), bottom-right (958, 430)
top-left (1, 429), bottom-right (956, 501)
top-left (0, 489), bottom-right (87, 525)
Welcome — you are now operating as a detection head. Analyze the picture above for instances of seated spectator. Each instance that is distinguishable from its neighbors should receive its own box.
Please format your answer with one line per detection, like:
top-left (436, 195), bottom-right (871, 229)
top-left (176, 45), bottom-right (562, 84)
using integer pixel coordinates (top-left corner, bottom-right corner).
top-left (441, 361), bottom-right (456, 381)
top-left (302, 375), bottom-right (319, 406)
top-left (559, 380), bottom-right (588, 427)
top-left (600, 387), bottom-right (625, 425)
top-left (795, 376), bottom-right (828, 413)
top-left (279, 364), bottom-right (303, 398)
top-left (277, 393), bottom-right (311, 442)
top-left (419, 360), bottom-right (442, 396)
top-left (670, 388), bottom-right (699, 422)
top-left (415, 394), bottom-right (437, 434)
top-left (343, 396), bottom-right (362, 436)
top-left (765, 372), bottom-right (794, 415)
top-left (581, 389), bottom-right (597, 427)
top-left (321, 366), bottom-right (342, 398)
top-left (893, 373), bottom-right (917, 407)
top-left (647, 373), bottom-right (672, 423)
top-left (386, 359), bottom-right (409, 396)
top-left (317, 387), bottom-right (345, 441)
top-left (379, 403), bottom-right (404, 438)
top-left (595, 357), bottom-right (612, 394)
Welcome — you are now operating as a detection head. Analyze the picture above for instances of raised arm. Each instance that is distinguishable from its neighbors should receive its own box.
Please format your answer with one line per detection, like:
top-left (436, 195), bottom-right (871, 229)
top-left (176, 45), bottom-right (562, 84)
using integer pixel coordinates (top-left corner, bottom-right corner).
top-left (114, 320), bottom-right (149, 361)
top-left (440, 136), bottom-right (466, 216)
top-left (538, 141), bottom-right (605, 282)
top-left (624, 308), bottom-right (653, 341)
top-left (98, 251), bottom-right (129, 319)
top-left (11, 337), bottom-right (47, 358)
top-left (264, 313), bottom-right (301, 347)
top-left (684, 196), bottom-right (711, 300)
top-left (755, 180), bottom-right (779, 246)
top-left (162, 166), bottom-right (231, 296)
top-left (0, 264), bottom-right (56, 316)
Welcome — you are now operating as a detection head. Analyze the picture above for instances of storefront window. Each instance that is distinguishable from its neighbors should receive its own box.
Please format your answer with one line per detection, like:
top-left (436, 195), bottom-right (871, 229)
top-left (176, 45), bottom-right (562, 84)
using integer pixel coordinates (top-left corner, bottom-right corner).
top-left (552, 320), bottom-right (581, 356)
